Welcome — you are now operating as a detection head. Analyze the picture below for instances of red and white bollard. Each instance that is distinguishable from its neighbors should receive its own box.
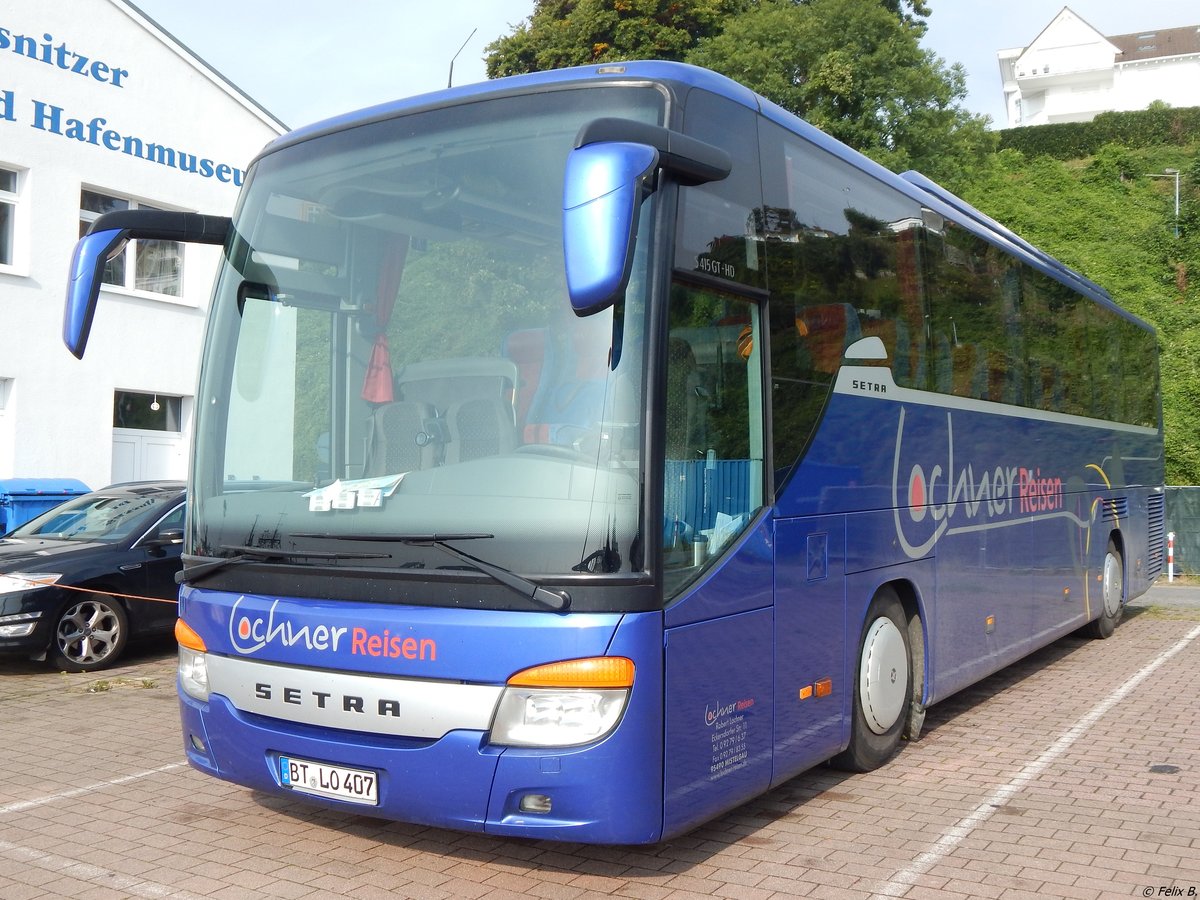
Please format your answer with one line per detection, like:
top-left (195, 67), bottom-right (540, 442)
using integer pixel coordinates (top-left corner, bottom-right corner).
top-left (1167, 531), bottom-right (1175, 582)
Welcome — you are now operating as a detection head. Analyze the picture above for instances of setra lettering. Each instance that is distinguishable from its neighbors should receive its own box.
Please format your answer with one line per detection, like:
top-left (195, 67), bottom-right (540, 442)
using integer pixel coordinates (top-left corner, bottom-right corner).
top-left (254, 683), bottom-right (402, 718)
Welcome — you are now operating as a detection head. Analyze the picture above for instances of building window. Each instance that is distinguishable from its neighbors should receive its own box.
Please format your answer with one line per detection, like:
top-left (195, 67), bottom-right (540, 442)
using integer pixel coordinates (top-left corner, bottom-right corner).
top-left (1, 167), bottom-right (20, 268)
top-left (80, 190), bottom-right (183, 297)
top-left (0, 377), bottom-right (11, 411)
top-left (114, 390), bottom-right (182, 432)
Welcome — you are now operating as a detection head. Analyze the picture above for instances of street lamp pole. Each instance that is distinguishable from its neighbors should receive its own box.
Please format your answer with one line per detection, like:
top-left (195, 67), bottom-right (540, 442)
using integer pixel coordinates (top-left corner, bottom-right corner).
top-left (447, 28), bottom-right (478, 89)
top-left (1146, 168), bottom-right (1181, 238)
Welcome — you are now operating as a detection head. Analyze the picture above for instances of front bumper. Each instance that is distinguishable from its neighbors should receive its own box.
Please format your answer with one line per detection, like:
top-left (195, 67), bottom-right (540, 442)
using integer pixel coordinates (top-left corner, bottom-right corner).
top-left (180, 687), bottom-right (664, 843)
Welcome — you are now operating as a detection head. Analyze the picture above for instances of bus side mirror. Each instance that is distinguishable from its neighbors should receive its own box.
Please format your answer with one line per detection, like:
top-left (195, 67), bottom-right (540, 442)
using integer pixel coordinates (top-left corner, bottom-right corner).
top-left (63, 229), bottom-right (130, 359)
top-left (563, 141), bottom-right (659, 317)
top-left (563, 120), bottom-right (732, 316)
top-left (63, 210), bottom-right (231, 359)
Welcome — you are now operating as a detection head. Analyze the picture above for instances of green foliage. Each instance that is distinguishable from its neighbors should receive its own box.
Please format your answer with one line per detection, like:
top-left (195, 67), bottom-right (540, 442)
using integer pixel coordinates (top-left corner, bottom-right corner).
top-left (484, 0), bottom-right (747, 77)
top-left (998, 106), bottom-right (1200, 159)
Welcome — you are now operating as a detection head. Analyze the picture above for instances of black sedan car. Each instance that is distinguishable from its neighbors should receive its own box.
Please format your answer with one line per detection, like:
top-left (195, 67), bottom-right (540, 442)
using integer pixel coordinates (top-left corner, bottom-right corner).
top-left (0, 481), bottom-right (184, 672)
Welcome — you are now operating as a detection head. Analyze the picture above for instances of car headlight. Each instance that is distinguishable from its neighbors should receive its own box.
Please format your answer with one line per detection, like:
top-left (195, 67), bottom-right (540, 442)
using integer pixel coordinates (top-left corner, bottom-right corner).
top-left (0, 572), bottom-right (62, 594)
top-left (490, 657), bottom-right (633, 748)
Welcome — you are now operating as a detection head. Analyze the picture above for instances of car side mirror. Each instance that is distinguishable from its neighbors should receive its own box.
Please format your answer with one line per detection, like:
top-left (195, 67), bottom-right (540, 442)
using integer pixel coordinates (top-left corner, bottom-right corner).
top-left (145, 527), bottom-right (185, 551)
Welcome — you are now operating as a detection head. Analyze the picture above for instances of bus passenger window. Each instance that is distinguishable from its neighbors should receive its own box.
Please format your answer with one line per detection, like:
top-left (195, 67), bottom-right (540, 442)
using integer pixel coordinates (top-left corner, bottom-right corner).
top-left (663, 281), bottom-right (764, 593)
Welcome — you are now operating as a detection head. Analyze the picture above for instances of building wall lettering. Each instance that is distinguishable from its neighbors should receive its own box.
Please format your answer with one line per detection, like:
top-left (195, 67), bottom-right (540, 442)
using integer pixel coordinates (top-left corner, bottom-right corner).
top-left (0, 17), bottom-right (246, 185)
top-left (0, 23), bottom-right (129, 87)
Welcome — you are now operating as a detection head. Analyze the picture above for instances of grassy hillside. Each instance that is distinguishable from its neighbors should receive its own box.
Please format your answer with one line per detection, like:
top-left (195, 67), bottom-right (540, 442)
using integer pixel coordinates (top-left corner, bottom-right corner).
top-left (949, 144), bottom-right (1200, 484)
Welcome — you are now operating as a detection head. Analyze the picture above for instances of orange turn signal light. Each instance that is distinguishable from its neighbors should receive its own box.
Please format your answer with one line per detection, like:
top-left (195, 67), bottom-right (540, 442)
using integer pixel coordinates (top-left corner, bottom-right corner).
top-left (507, 657), bottom-right (635, 689)
top-left (175, 618), bottom-right (206, 652)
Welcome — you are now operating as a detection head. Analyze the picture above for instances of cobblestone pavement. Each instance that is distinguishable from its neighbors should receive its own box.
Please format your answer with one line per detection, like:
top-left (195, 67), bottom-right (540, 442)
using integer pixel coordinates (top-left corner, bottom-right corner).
top-left (1, 584), bottom-right (1198, 899)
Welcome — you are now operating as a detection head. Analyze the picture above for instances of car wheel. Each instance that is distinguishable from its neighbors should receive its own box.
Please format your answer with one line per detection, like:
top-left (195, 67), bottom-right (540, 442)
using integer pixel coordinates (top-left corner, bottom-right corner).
top-left (49, 595), bottom-right (129, 672)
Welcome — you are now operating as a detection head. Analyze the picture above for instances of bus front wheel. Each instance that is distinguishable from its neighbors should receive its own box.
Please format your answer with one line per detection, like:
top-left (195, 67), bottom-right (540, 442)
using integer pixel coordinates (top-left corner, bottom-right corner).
top-left (832, 587), bottom-right (912, 772)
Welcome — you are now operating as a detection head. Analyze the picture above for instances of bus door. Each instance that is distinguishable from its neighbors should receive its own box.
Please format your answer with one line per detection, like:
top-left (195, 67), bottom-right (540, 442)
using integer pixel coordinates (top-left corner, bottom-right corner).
top-left (660, 279), bottom-right (774, 837)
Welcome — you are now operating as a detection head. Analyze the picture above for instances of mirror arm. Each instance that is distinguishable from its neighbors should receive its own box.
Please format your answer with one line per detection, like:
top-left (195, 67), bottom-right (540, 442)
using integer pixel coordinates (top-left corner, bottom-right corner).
top-left (574, 118), bottom-right (731, 186)
top-left (84, 209), bottom-right (232, 245)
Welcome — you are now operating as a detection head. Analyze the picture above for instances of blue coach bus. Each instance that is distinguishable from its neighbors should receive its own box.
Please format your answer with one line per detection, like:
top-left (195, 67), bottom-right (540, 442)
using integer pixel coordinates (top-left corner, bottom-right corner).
top-left (63, 62), bottom-right (1163, 844)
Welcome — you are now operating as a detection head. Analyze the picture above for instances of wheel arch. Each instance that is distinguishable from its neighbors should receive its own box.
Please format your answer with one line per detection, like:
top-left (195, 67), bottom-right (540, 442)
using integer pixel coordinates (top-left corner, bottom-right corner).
top-left (63, 582), bottom-right (131, 615)
top-left (1107, 528), bottom-right (1126, 570)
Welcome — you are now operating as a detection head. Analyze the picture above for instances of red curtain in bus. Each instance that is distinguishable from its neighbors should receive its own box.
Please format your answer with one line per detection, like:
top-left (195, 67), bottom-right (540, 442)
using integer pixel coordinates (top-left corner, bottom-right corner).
top-left (361, 237), bottom-right (410, 402)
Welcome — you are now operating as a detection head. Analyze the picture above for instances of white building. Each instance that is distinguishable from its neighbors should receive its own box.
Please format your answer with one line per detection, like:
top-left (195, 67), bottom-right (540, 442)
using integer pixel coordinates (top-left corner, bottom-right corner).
top-left (0, 0), bottom-right (283, 491)
top-left (998, 6), bottom-right (1200, 128)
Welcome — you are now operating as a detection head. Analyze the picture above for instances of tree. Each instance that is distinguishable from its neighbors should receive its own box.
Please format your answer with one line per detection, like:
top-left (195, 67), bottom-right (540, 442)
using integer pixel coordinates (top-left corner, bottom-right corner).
top-left (877, 0), bottom-right (931, 33)
top-left (685, 0), bottom-right (993, 182)
top-left (485, 0), bottom-right (747, 78)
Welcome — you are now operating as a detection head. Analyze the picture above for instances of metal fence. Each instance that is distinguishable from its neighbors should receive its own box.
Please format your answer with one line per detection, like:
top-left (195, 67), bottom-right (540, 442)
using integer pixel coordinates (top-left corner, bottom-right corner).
top-left (1165, 486), bottom-right (1200, 575)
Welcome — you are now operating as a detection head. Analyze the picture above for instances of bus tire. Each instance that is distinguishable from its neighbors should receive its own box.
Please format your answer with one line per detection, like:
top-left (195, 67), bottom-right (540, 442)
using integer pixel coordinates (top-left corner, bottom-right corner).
top-left (831, 587), bottom-right (911, 773)
top-left (1084, 539), bottom-right (1123, 640)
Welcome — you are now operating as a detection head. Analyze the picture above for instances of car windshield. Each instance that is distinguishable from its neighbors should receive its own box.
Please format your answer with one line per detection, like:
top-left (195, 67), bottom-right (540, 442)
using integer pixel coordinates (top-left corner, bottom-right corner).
top-left (10, 489), bottom-right (179, 543)
top-left (190, 85), bottom-right (664, 586)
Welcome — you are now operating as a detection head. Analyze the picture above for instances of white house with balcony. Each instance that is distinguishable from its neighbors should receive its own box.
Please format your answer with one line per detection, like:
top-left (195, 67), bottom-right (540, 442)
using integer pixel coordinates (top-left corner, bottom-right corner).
top-left (998, 6), bottom-right (1200, 128)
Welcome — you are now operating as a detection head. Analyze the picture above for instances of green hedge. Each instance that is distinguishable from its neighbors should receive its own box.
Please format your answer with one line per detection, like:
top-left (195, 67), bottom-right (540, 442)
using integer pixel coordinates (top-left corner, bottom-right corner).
top-left (998, 106), bottom-right (1200, 159)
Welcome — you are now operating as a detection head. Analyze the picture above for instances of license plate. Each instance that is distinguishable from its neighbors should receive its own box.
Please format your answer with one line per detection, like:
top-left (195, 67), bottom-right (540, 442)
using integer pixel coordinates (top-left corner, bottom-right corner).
top-left (279, 755), bottom-right (378, 805)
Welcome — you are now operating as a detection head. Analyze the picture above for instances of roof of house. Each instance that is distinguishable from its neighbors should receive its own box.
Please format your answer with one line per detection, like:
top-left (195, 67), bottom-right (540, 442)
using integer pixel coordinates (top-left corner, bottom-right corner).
top-left (1109, 24), bottom-right (1200, 63)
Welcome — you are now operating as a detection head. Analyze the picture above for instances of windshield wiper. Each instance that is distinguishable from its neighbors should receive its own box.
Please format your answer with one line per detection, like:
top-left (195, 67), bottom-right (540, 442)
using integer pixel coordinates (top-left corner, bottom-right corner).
top-left (295, 532), bottom-right (571, 612)
top-left (177, 544), bottom-right (389, 584)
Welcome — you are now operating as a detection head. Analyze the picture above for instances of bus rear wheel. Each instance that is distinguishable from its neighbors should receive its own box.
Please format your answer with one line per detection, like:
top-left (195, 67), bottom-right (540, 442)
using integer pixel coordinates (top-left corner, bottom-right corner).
top-left (1084, 540), bottom-right (1123, 640)
top-left (832, 587), bottom-right (912, 772)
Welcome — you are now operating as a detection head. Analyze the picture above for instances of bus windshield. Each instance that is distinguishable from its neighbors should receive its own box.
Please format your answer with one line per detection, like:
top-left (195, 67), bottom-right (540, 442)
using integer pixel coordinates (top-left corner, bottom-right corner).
top-left (190, 87), bottom-right (665, 597)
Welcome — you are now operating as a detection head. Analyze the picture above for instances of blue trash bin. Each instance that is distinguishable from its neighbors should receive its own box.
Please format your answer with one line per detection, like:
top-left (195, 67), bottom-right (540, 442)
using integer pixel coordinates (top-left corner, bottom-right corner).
top-left (0, 479), bottom-right (91, 535)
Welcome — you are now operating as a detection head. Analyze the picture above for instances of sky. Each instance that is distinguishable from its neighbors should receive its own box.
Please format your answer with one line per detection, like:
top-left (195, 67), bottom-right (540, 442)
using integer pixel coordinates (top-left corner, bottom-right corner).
top-left (129, 0), bottom-right (1200, 131)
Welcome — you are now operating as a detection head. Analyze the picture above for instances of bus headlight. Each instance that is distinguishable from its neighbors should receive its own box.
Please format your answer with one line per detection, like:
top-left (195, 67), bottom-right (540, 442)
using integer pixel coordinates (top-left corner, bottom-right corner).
top-left (490, 657), bottom-right (634, 748)
top-left (178, 646), bottom-right (210, 701)
top-left (175, 618), bottom-right (209, 701)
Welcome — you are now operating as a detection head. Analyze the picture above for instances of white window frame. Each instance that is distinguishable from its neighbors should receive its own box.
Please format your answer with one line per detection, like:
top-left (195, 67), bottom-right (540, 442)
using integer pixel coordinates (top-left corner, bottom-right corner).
top-left (0, 164), bottom-right (27, 275)
top-left (79, 188), bottom-right (186, 302)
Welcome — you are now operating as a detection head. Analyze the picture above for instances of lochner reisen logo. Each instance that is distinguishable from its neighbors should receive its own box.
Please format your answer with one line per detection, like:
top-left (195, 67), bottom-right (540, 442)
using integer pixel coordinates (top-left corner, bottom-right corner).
top-left (892, 408), bottom-right (1081, 559)
top-left (229, 597), bottom-right (436, 661)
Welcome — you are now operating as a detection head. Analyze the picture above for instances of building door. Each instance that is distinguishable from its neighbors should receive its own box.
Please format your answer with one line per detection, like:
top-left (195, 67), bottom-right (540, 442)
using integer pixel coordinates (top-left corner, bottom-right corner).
top-left (112, 391), bottom-right (185, 482)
